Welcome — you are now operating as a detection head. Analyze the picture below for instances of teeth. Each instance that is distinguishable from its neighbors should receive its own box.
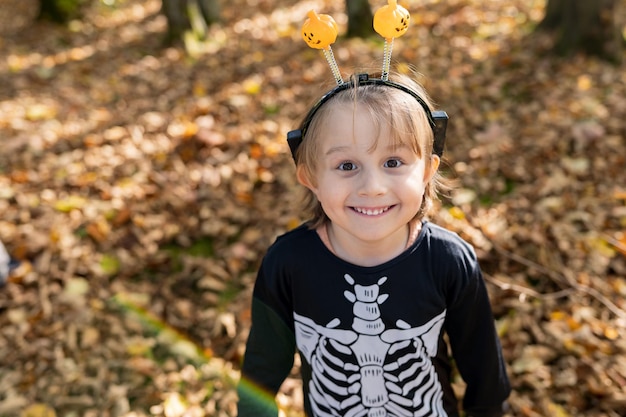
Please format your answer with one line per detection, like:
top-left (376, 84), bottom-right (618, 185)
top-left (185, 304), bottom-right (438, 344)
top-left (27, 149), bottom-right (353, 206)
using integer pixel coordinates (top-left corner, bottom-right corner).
top-left (354, 207), bottom-right (389, 216)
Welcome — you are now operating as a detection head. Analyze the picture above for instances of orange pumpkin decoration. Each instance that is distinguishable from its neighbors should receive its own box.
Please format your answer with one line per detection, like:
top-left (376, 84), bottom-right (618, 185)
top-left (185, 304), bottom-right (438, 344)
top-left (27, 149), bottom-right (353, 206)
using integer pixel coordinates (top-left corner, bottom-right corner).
top-left (373, 0), bottom-right (410, 40)
top-left (301, 10), bottom-right (338, 50)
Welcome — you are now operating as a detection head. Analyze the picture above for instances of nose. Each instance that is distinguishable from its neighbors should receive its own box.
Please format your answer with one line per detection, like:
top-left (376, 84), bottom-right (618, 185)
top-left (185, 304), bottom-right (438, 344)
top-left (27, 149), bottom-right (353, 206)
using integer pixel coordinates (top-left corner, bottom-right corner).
top-left (357, 168), bottom-right (387, 197)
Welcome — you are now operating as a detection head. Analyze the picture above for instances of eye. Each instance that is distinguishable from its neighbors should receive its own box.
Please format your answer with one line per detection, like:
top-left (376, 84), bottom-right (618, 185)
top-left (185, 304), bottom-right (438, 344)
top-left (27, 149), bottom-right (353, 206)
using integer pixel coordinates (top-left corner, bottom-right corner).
top-left (384, 158), bottom-right (403, 168)
top-left (337, 161), bottom-right (357, 171)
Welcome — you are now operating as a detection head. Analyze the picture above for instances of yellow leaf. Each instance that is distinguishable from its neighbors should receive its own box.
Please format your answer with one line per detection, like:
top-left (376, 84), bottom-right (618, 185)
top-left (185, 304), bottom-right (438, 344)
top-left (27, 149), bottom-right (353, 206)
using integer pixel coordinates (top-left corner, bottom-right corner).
top-left (604, 326), bottom-right (619, 340)
top-left (589, 236), bottom-right (616, 258)
top-left (192, 82), bottom-right (206, 97)
top-left (21, 404), bottom-right (56, 417)
top-left (125, 337), bottom-right (154, 356)
top-left (577, 74), bottom-right (592, 91)
top-left (100, 254), bottom-right (120, 276)
top-left (566, 316), bottom-right (582, 331)
top-left (495, 315), bottom-right (511, 337)
top-left (287, 218), bottom-right (301, 230)
top-left (607, 232), bottom-right (626, 257)
top-left (612, 189), bottom-right (626, 200)
top-left (448, 206), bottom-right (465, 220)
top-left (8, 54), bottom-right (28, 72)
top-left (49, 228), bottom-right (61, 243)
top-left (25, 104), bottom-right (57, 121)
top-left (182, 120), bottom-right (198, 138)
top-left (545, 400), bottom-right (571, 417)
top-left (54, 195), bottom-right (86, 212)
top-left (243, 76), bottom-right (262, 95)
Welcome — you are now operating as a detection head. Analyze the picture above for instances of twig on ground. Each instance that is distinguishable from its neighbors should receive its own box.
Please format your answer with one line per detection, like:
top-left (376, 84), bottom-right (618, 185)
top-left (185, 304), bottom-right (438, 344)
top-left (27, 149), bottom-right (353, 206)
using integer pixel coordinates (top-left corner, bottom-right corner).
top-left (459, 213), bottom-right (626, 322)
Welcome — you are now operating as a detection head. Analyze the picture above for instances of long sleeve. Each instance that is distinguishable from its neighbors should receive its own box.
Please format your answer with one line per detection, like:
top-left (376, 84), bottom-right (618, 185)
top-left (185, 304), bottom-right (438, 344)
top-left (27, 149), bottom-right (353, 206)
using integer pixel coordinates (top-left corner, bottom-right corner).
top-left (443, 243), bottom-right (510, 417)
top-left (237, 256), bottom-right (296, 417)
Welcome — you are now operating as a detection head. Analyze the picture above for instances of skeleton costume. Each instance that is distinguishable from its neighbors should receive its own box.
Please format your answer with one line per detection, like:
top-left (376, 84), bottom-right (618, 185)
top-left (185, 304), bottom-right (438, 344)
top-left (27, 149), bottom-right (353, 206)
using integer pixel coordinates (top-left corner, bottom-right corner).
top-left (238, 222), bottom-right (510, 417)
top-left (238, 4), bottom-right (510, 415)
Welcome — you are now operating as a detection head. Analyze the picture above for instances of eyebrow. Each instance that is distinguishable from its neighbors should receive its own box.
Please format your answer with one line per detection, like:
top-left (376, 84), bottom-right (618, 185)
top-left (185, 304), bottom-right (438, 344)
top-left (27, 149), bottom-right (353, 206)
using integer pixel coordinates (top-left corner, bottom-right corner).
top-left (325, 142), bottom-right (410, 156)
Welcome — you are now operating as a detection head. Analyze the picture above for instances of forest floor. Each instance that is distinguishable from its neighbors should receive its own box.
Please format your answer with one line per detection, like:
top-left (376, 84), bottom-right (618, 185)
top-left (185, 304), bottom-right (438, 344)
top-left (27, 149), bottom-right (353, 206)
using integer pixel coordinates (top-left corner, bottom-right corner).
top-left (1, 0), bottom-right (626, 416)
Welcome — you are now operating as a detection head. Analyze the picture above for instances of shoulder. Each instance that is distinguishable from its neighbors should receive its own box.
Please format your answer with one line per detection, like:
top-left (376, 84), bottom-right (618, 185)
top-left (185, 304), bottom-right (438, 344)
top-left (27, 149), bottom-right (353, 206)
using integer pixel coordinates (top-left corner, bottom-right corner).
top-left (419, 222), bottom-right (481, 279)
top-left (253, 224), bottom-right (318, 302)
top-left (266, 223), bottom-right (318, 253)
top-left (421, 222), bottom-right (476, 257)
top-left (261, 223), bottom-right (321, 268)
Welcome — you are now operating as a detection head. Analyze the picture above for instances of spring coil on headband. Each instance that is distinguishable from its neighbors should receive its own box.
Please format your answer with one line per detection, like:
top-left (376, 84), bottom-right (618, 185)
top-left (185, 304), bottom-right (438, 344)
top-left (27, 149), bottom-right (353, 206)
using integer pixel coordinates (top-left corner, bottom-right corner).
top-left (287, 74), bottom-right (448, 161)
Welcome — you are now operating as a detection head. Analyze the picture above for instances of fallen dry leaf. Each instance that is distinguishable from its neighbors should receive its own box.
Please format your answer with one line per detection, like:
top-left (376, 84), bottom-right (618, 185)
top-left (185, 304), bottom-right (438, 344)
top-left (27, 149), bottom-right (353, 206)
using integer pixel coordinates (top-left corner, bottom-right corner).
top-left (0, 0), bottom-right (625, 416)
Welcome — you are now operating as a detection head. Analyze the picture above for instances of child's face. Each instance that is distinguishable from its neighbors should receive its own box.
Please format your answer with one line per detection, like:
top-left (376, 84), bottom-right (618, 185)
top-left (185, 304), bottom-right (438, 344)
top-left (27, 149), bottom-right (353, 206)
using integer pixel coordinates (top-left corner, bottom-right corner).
top-left (297, 103), bottom-right (439, 250)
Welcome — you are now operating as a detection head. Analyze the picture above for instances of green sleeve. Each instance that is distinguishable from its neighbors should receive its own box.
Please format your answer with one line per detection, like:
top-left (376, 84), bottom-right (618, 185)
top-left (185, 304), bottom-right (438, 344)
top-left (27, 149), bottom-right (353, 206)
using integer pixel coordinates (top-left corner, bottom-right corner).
top-left (237, 297), bottom-right (296, 417)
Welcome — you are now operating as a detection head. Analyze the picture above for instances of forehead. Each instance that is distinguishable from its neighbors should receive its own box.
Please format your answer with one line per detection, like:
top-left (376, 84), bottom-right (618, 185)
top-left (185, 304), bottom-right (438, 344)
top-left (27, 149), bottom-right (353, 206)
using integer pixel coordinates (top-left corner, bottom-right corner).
top-left (321, 103), bottom-right (375, 133)
top-left (314, 99), bottom-right (424, 155)
top-left (317, 104), bottom-right (384, 149)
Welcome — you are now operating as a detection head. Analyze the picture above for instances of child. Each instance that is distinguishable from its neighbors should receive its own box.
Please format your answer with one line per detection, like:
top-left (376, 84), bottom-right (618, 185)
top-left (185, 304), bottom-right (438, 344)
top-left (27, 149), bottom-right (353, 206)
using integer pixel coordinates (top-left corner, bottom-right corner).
top-left (236, 71), bottom-right (511, 417)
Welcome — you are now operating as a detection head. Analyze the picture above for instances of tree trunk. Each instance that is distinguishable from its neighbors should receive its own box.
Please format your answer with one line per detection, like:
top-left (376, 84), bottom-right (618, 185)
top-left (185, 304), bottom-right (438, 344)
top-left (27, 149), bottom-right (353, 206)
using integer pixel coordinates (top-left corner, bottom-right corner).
top-left (537, 0), bottom-right (622, 62)
top-left (161, 0), bottom-right (220, 45)
top-left (345, 0), bottom-right (373, 38)
top-left (37, 0), bottom-right (84, 23)
top-left (198, 0), bottom-right (220, 26)
top-left (162, 0), bottom-right (191, 44)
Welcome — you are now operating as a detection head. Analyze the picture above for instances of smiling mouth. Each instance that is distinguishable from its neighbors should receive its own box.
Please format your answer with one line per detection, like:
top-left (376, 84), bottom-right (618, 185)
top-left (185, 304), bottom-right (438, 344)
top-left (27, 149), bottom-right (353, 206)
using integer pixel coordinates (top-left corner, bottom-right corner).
top-left (352, 206), bottom-right (392, 216)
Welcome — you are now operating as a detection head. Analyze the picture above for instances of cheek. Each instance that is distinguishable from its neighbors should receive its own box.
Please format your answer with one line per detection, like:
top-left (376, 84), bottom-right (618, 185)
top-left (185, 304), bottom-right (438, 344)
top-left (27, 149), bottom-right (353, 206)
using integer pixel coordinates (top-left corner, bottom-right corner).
top-left (315, 176), bottom-right (348, 203)
top-left (314, 177), bottom-right (335, 200)
top-left (402, 170), bottom-right (429, 193)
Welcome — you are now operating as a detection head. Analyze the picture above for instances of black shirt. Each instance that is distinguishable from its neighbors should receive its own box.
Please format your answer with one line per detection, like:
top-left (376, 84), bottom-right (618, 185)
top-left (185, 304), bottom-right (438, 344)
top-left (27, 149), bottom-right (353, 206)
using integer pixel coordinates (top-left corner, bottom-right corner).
top-left (238, 222), bottom-right (510, 417)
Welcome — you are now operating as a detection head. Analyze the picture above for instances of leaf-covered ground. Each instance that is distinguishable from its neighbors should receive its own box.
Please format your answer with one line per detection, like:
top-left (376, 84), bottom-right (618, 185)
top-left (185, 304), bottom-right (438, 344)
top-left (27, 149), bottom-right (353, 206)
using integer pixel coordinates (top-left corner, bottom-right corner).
top-left (1, 0), bottom-right (626, 416)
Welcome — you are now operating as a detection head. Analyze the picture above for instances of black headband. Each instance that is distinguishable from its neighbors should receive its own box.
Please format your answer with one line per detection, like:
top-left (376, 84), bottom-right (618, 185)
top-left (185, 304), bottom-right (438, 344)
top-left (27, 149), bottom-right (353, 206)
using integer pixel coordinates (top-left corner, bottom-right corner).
top-left (286, 73), bottom-right (448, 161)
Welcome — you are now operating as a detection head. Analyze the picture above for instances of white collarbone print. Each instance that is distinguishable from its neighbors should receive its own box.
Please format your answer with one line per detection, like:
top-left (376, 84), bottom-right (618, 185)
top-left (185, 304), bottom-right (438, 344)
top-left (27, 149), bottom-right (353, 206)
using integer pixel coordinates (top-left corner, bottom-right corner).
top-left (294, 274), bottom-right (448, 417)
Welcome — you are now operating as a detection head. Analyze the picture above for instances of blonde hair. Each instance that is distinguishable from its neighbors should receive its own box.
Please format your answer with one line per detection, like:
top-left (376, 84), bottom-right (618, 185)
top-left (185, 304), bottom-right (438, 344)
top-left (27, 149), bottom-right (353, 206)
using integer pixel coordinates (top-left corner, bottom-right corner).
top-left (294, 72), bottom-right (448, 229)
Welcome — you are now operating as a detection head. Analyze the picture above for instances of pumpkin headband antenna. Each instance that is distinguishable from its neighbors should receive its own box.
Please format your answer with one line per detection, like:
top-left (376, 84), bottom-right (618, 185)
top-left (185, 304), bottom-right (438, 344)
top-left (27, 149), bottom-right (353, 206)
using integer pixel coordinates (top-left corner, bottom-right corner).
top-left (301, 0), bottom-right (411, 83)
top-left (301, 10), bottom-right (343, 85)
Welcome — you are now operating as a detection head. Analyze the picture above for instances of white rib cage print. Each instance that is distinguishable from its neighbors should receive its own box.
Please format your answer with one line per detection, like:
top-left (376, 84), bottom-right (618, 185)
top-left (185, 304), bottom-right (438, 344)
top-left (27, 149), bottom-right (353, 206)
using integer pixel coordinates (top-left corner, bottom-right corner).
top-left (294, 274), bottom-right (447, 417)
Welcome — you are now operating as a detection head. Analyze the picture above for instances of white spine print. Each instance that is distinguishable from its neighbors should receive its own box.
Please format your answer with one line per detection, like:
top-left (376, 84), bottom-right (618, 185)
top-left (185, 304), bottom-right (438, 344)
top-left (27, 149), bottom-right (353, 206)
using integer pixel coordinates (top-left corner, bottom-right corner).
top-left (294, 274), bottom-right (448, 416)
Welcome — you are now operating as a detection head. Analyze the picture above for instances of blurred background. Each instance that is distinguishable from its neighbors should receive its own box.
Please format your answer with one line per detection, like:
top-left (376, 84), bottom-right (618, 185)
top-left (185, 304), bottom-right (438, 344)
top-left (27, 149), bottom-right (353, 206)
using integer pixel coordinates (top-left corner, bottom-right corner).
top-left (0, 0), bottom-right (625, 416)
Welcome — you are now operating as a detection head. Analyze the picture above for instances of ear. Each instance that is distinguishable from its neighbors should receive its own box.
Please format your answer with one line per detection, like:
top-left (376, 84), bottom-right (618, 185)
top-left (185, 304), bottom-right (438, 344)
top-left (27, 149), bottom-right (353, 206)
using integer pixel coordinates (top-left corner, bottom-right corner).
top-left (296, 165), bottom-right (318, 194)
top-left (424, 154), bottom-right (440, 182)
